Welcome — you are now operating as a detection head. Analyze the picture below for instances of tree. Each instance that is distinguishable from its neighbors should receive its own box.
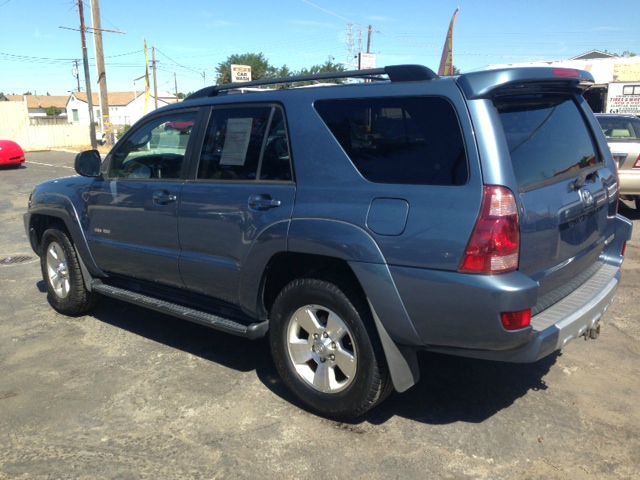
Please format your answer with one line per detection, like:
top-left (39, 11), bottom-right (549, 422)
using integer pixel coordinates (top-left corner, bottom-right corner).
top-left (452, 65), bottom-right (461, 75)
top-left (216, 52), bottom-right (273, 85)
top-left (296, 57), bottom-right (345, 76)
top-left (45, 106), bottom-right (63, 116)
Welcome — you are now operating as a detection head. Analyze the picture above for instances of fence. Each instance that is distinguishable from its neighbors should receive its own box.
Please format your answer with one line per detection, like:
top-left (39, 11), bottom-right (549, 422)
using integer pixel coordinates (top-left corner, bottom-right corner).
top-left (0, 101), bottom-right (90, 150)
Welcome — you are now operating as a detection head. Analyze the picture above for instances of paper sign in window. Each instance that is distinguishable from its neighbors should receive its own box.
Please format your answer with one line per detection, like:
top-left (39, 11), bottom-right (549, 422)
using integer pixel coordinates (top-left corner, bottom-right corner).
top-left (220, 118), bottom-right (253, 166)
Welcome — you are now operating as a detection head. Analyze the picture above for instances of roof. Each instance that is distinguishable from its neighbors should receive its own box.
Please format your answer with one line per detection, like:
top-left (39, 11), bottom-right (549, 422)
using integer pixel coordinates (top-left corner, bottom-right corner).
top-left (74, 91), bottom-right (143, 106)
top-left (73, 91), bottom-right (179, 106)
top-left (571, 50), bottom-right (617, 60)
top-left (488, 56), bottom-right (640, 84)
top-left (6, 95), bottom-right (69, 109)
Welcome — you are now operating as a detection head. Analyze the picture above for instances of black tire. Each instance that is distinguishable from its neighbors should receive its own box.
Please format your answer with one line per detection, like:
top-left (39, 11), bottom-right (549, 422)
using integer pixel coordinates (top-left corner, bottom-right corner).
top-left (269, 277), bottom-right (391, 419)
top-left (635, 197), bottom-right (640, 211)
top-left (40, 228), bottom-right (96, 316)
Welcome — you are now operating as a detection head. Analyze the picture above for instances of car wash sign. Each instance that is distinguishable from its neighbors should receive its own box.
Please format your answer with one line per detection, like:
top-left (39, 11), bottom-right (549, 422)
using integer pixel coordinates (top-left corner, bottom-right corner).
top-left (231, 64), bottom-right (252, 83)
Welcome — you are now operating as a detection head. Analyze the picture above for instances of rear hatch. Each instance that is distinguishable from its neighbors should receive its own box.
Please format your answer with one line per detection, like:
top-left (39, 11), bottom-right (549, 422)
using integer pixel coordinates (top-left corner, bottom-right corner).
top-left (494, 93), bottom-right (616, 311)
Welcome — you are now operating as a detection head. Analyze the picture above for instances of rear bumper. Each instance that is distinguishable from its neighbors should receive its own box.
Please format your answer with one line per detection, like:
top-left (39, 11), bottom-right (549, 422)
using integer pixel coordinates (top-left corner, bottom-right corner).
top-left (427, 264), bottom-right (620, 362)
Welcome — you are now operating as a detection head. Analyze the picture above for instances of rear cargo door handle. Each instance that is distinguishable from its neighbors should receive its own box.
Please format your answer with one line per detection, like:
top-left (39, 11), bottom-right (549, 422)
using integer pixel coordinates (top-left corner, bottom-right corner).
top-left (248, 194), bottom-right (281, 210)
top-left (152, 190), bottom-right (177, 205)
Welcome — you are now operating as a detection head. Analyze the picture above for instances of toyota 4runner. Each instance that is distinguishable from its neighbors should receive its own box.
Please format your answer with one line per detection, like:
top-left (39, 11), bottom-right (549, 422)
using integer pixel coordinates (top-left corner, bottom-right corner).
top-left (25, 65), bottom-right (632, 418)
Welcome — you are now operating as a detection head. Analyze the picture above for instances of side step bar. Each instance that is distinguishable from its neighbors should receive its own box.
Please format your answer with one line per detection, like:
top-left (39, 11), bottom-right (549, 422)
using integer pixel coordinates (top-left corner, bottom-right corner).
top-left (90, 280), bottom-right (269, 340)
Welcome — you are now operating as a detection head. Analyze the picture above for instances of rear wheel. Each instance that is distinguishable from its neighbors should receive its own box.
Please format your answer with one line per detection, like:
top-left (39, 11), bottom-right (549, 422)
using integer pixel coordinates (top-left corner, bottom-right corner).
top-left (40, 228), bottom-right (96, 316)
top-left (269, 277), bottom-right (391, 418)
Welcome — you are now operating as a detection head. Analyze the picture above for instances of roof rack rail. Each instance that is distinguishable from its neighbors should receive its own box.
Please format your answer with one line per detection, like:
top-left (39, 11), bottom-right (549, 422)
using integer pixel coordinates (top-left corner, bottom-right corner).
top-left (186, 64), bottom-right (438, 100)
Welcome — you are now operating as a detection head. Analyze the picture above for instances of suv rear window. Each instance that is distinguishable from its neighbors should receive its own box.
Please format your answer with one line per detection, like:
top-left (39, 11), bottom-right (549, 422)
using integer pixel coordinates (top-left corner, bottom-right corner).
top-left (315, 97), bottom-right (467, 185)
top-left (496, 95), bottom-right (600, 191)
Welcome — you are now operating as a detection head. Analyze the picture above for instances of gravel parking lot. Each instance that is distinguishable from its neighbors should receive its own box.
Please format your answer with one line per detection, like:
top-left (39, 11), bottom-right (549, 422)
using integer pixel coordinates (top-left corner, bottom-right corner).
top-left (1, 151), bottom-right (639, 479)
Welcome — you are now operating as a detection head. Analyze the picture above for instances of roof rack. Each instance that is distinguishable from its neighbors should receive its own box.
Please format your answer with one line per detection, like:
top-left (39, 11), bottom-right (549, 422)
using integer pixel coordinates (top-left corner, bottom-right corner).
top-left (186, 64), bottom-right (438, 100)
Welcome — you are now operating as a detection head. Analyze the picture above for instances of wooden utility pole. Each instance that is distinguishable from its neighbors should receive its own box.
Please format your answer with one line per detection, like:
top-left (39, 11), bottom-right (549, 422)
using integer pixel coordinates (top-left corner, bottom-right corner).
top-left (73, 59), bottom-right (81, 92)
top-left (152, 46), bottom-right (158, 109)
top-left (78, 0), bottom-right (97, 149)
top-left (91, 0), bottom-right (112, 145)
top-left (174, 72), bottom-right (178, 98)
top-left (366, 24), bottom-right (373, 53)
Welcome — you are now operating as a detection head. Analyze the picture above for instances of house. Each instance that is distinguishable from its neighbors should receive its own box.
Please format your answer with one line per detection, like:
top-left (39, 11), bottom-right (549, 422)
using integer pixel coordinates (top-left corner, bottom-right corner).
top-left (67, 91), bottom-right (179, 129)
top-left (6, 95), bottom-right (70, 122)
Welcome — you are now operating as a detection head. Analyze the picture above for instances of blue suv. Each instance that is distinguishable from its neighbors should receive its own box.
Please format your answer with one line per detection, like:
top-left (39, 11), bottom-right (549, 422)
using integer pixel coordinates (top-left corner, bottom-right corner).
top-left (25, 65), bottom-right (632, 418)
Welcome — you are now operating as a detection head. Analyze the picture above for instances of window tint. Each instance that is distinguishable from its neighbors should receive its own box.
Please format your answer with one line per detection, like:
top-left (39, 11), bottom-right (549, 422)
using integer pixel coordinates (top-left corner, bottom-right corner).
top-left (198, 107), bottom-right (271, 180)
top-left (597, 116), bottom-right (640, 141)
top-left (496, 96), bottom-right (600, 190)
top-left (314, 96), bottom-right (467, 185)
top-left (109, 111), bottom-right (196, 179)
top-left (259, 108), bottom-right (292, 181)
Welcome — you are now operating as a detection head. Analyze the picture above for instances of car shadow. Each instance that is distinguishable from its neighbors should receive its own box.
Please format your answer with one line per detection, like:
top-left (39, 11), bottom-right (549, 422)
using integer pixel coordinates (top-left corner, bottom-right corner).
top-left (53, 291), bottom-right (558, 426)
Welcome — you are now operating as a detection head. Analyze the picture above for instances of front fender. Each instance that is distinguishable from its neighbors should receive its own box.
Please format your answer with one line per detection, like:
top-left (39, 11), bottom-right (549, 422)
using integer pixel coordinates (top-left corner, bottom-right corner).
top-left (26, 190), bottom-right (103, 277)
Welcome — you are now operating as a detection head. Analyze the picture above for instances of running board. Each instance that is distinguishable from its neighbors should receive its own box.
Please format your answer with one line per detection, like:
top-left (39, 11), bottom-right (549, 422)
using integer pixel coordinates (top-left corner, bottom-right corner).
top-left (90, 280), bottom-right (268, 339)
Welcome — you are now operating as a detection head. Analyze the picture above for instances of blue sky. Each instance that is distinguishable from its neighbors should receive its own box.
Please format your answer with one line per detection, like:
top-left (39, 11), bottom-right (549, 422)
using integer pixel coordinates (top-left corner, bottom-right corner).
top-left (0, 0), bottom-right (638, 96)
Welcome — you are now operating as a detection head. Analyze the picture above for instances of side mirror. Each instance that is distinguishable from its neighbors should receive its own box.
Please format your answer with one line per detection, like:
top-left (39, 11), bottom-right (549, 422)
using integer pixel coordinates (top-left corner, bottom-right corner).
top-left (74, 150), bottom-right (101, 177)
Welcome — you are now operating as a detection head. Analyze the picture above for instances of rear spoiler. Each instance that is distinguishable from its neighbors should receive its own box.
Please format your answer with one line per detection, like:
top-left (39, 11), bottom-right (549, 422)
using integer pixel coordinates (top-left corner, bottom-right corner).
top-left (457, 67), bottom-right (595, 99)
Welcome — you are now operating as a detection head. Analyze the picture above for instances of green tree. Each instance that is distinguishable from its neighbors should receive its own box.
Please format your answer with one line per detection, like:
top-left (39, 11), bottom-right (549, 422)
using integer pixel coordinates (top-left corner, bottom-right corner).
top-left (216, 52), bottom-right (273, 85)
top-left (296, 57), bottom-right (345, 76)
top-left (45, 106), bottom-right (63, 116)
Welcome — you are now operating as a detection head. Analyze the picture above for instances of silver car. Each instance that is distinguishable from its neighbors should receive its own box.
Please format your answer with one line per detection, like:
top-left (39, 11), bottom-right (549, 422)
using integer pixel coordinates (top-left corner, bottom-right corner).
top-left (596, 114), bottom-right (640, 210)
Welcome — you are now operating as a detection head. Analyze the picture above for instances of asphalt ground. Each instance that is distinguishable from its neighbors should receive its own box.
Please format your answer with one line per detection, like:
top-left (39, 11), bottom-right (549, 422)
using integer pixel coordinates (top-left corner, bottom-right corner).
top-left (1, 151), bottom-right (639, 480)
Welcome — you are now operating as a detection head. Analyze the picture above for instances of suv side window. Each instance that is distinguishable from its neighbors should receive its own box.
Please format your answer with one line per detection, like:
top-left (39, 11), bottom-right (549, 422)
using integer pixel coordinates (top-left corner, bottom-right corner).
top-left (315, 96), bottom-right (468, 185)
top-left (198, 106), bottom-right (271, 180)
top-left (108, 111), bottom-right (197, 179)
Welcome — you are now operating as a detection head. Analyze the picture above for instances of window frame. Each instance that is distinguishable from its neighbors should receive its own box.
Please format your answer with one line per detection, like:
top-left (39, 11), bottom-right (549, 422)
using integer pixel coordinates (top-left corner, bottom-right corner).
top-left (186, 102), bottom-right (295, 185)
top-left (313, 95), bottom-right (470, 187)
top-left (102, 107), bottom-right (203, 182)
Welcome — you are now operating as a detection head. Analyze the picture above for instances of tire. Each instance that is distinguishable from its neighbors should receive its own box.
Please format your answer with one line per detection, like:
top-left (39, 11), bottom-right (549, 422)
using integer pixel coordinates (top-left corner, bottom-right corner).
top-left (269, 277), bottom-right (391, 419)
top-left (40, 228), bottom-right (96, 316)
top-left (635, 197), bottom-right (640, 211)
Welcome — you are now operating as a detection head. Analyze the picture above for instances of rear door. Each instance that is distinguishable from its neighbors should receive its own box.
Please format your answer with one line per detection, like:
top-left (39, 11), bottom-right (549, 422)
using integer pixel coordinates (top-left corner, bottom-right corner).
top-left (178, 104), bottom-right (295, 305)
top-left (494, 94), bottom-right (616, 304)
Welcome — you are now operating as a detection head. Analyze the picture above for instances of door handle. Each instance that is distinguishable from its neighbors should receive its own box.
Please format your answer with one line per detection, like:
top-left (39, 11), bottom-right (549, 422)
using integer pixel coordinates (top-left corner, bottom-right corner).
top-left (248, 194), bottom-right (281, 210)
top-left (152, 190), bottom-right (177, 205)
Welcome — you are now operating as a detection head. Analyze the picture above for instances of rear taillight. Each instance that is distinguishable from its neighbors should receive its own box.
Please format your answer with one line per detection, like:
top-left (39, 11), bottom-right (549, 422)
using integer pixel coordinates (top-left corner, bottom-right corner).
top-left (622, 241), bottom-right (627, 256)
top-left (552, 68), bottom-right (581, 78)
top-left (460, 186), bottom-right (520, 274)
top-left (634, 155), bottom-right (640, 169)
top-left (501, 309), bottom-right (532, 330)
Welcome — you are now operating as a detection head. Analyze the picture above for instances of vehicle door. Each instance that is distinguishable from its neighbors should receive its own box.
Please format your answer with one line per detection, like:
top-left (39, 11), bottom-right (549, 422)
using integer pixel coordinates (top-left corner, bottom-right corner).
top-left (178, 104), bottom-right (295, 304)
top-left (86, 109), bottom-right (202, 287)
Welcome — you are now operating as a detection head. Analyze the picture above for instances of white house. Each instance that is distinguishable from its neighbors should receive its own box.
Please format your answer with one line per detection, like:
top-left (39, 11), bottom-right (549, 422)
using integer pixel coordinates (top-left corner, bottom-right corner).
top-left (66, 91), bottom-right (179, 128)
top-left (6, 95), bottom-right (69, 122)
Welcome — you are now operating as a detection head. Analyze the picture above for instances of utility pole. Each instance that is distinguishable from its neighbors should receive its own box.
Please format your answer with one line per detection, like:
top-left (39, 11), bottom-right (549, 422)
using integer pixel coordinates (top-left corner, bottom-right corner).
top-left (366, 24), bottom-right (373, 53)
top-left (174, 72), bottom-right (178, 98)
top-left (78, 0), bottom-right (97, 149)
top-left (152, 46), bottom-right (158, 109)
top-left (72, 59), bottom-right (81, 91)
top-left (91, 0), bottom-right (112, 145)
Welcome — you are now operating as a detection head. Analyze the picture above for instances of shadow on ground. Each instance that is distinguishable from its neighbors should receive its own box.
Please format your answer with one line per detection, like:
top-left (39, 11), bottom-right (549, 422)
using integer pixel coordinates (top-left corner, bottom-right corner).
top-left (618, 200), bottom-right (640, 220)
top-left (47, 289), bottom-right (558, 426)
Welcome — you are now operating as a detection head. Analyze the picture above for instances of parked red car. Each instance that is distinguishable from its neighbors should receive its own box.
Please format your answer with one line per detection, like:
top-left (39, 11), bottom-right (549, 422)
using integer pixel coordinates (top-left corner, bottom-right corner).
top-left (0, 140), bottom-right (25, 167)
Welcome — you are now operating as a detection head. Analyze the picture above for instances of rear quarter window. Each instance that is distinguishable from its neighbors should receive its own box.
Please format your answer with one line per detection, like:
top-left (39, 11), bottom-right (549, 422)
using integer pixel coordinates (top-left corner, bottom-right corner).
top-left (314, 96), bottom-right (468, 185)
top-left (496, 95), bottom-right (600, 191)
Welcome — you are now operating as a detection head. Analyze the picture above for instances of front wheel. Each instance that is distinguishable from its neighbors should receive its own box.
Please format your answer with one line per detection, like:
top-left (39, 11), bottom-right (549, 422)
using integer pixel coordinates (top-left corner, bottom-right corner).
top-left (40, 228), bottom-right (96, 316)
top-left (269, 278), bottom-right (391, 418)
